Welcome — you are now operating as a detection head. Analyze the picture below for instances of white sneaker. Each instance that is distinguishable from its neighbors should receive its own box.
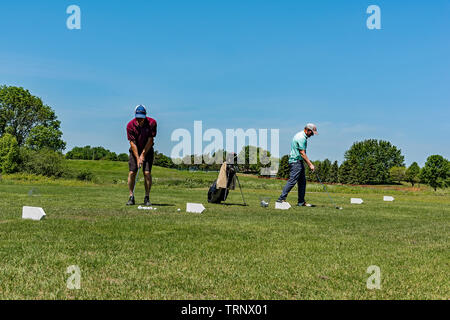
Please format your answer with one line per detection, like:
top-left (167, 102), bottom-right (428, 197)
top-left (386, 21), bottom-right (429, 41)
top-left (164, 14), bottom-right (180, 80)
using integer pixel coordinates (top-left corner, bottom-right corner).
top-left (298, 202), bottom-right (315, 207)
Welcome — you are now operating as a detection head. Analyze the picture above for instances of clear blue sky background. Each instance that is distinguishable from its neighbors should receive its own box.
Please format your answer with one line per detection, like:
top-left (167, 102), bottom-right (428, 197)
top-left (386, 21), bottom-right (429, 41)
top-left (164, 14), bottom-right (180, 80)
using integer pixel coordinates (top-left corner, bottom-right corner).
top-left (1, 0), bottom-right (449, 166)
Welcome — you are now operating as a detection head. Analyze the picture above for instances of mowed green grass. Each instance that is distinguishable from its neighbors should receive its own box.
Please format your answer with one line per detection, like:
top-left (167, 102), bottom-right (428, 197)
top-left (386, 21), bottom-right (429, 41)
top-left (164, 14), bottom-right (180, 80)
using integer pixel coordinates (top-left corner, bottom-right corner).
top-left (0, 160), bottom-right (448, 299)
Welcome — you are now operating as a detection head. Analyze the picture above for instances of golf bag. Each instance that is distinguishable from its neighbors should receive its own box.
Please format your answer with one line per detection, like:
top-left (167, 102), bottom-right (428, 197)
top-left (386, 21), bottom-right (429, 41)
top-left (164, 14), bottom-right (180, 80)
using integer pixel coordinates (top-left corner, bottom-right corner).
top-left (207, 181), bottom-right (228, 204)
top-left (207, 163), bottom-right (237, 204)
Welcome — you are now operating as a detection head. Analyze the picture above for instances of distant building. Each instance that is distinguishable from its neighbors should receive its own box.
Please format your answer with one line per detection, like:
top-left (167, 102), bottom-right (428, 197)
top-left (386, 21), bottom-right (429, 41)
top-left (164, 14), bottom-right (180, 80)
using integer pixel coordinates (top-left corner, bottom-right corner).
top-left (260, 167), bottom-right (278, 178)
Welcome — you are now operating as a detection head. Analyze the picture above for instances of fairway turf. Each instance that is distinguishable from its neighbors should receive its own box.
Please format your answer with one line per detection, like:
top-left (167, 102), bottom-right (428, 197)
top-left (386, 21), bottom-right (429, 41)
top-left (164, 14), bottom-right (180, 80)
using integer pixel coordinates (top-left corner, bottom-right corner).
top-left (0, 161), bottom-right (448, 299)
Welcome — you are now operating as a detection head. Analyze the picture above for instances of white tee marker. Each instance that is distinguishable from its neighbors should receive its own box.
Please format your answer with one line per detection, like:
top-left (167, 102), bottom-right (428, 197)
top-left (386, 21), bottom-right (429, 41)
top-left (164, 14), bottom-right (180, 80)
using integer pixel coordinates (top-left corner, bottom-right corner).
top-left (351, 198), bottom-right (364, 205)
top-left (275, 202), bottom-right (291, 210)
top-left (22, 206), bottom-right (46, 221)
top-left (186, 203), bottom-right (206, 214)
top-left (383, 196), bottom-right (395, 202)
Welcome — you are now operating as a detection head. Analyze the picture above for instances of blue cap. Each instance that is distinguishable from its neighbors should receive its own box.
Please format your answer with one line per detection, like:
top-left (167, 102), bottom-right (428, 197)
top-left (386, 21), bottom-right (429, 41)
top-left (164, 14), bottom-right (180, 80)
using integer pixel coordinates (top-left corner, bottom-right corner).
top-left (135, 105), bottom-right (147, 119)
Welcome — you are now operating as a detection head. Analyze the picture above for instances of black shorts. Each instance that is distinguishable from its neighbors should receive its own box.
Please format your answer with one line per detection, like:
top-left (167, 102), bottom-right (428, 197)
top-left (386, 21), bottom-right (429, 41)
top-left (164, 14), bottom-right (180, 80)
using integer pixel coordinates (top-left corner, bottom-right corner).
top-left (129, 149), bottom-right (154, 173)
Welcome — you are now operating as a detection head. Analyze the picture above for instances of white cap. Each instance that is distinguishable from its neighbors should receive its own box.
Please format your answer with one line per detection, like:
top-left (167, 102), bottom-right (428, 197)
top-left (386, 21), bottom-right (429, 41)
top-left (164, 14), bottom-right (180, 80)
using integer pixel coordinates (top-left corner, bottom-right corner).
top-left (305, 123), bottom-right (318, 135)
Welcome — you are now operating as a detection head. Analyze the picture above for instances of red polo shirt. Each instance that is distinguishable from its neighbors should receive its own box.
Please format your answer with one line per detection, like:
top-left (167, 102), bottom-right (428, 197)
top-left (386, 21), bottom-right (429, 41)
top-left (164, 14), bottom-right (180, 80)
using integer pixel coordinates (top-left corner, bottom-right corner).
top-left (126, 117), bottom-right (157, 153)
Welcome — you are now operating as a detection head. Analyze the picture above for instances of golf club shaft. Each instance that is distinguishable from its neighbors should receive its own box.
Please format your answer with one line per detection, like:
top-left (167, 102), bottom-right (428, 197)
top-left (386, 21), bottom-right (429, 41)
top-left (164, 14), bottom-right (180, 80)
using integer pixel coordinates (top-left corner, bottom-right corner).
top-left (132, 167), bottom-right (141, 197)
top-left (315, 172), bottom-right (338, 208)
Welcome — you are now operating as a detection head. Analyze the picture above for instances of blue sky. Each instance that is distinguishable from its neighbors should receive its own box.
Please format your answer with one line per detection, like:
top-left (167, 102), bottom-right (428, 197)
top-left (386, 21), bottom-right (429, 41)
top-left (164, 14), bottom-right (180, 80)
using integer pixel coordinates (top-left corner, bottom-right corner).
top-left (1, 0), bottom-right (449, 166)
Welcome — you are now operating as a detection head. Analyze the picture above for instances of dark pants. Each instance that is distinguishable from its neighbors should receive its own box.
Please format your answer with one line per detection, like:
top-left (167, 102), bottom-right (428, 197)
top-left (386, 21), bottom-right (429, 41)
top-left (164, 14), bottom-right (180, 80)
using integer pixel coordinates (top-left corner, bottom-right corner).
top-left (278, 160), bottom-right (306, 204)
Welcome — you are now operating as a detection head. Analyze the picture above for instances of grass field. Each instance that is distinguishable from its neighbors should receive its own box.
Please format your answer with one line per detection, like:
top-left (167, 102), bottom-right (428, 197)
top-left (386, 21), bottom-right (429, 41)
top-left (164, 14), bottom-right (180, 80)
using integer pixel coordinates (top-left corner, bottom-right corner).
top-left (0, 160), bottom-right (448, 299)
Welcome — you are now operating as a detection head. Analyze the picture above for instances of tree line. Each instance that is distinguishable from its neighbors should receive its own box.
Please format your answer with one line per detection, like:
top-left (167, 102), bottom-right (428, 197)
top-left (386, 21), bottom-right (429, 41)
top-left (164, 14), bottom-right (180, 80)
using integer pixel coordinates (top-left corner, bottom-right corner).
top-left (65, 145), bottom-right (177, 169)
top-left (1, 85), bottom-right (449, 190)
top-left (276, 139), bottom-right (449, 191)
top-left (171, 146), bottom-right (272, 173)
top-left (65, 146), bottom-right (129, 162)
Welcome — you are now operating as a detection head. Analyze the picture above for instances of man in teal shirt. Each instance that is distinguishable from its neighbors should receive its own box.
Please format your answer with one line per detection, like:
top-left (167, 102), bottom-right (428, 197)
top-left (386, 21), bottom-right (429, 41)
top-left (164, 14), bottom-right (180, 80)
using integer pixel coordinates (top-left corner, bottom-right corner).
top-left (277, 123), bottom-right (318, 207)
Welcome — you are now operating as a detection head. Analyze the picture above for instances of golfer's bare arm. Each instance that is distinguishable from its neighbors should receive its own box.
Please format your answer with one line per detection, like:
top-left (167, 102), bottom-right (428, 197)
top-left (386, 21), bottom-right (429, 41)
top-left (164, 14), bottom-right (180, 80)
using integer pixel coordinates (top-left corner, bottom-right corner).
top-left (129, 141), bottom-right (140, 161)
top-left (300, 150), bottom-right (314, 170)
top-left (141, 137), bottom-right (154, 158)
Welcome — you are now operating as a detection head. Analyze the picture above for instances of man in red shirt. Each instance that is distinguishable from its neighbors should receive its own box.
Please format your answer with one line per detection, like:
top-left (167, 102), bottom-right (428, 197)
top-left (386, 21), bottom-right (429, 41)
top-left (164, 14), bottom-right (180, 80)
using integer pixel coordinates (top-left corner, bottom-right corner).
top-left (126, 105), bottom-right (157, 206)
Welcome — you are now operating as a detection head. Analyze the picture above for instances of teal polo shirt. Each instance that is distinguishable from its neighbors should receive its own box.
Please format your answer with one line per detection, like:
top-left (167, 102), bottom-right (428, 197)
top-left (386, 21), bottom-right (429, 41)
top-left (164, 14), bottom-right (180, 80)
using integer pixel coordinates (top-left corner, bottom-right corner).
top-left (288, 131), bottom-right (308, 163)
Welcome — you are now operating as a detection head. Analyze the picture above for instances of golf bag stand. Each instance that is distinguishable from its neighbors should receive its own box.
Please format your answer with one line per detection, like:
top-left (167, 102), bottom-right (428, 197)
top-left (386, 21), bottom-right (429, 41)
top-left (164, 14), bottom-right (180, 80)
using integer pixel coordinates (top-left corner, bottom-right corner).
top-left (232, 164), bottom-right (247, 206)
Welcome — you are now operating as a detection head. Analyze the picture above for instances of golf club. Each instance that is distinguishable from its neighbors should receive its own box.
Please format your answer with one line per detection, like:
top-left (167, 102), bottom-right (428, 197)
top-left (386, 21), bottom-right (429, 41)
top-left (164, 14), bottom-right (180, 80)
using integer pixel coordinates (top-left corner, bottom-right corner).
top-left (132, 166), bottom-right (141, 197)
top-left (315, 172), bottom-right (343, 210)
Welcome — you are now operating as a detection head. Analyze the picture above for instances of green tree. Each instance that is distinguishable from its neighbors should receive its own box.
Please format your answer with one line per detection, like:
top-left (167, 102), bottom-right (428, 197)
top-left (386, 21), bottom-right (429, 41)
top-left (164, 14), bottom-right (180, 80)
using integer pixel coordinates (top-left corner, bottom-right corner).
top-left (405, 162), bottom-right (420, 187)
top-left (389, 166), bottom-right (406, 183)
top-left (25, 125), bottom-right (66, 152)
top-left (320, 159), bottom-right (332, 182)
top-left (329, 161), bottom-right (339, 183)
top-left (89, 146), bottom-right (107, 160)
top-left (0, 85), bottom-right (65, 149)
top-left (338, 160), bottom-right (354, 184)
top-left (154, 151), bottom-right (175, 168)
top-left (237, 145), bottom-right (271, 174)
top-left (21, 148), bottom-right (66, 178)
top-left (65, 145), bottom-right (120, 161)
top-left (420, 155), bottom-right (449, 191)
top-left (0, 133), bottom-right (19, 173)
top-left (65, 146), bottom-right (82, 159)
top-left (341, 139), bottom-right (405, 184)
top-left (204, 149), bottom-right (226, 168)
top-left (277, 155), bottom-right (290, 179)
top-left (117, 153), bottom-right (129, 162)
top-left (66, 146), bottom-right (93, 159)
top-left (104, 152), bottom-right (118, 161)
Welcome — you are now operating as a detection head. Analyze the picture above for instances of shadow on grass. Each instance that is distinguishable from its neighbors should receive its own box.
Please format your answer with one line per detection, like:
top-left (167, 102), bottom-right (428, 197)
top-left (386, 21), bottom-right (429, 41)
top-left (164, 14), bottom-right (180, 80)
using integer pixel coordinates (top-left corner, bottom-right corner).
top-left (220, 203), bottom-right (248, 207)
top-left (151, 203), bottom-right (176, 207)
